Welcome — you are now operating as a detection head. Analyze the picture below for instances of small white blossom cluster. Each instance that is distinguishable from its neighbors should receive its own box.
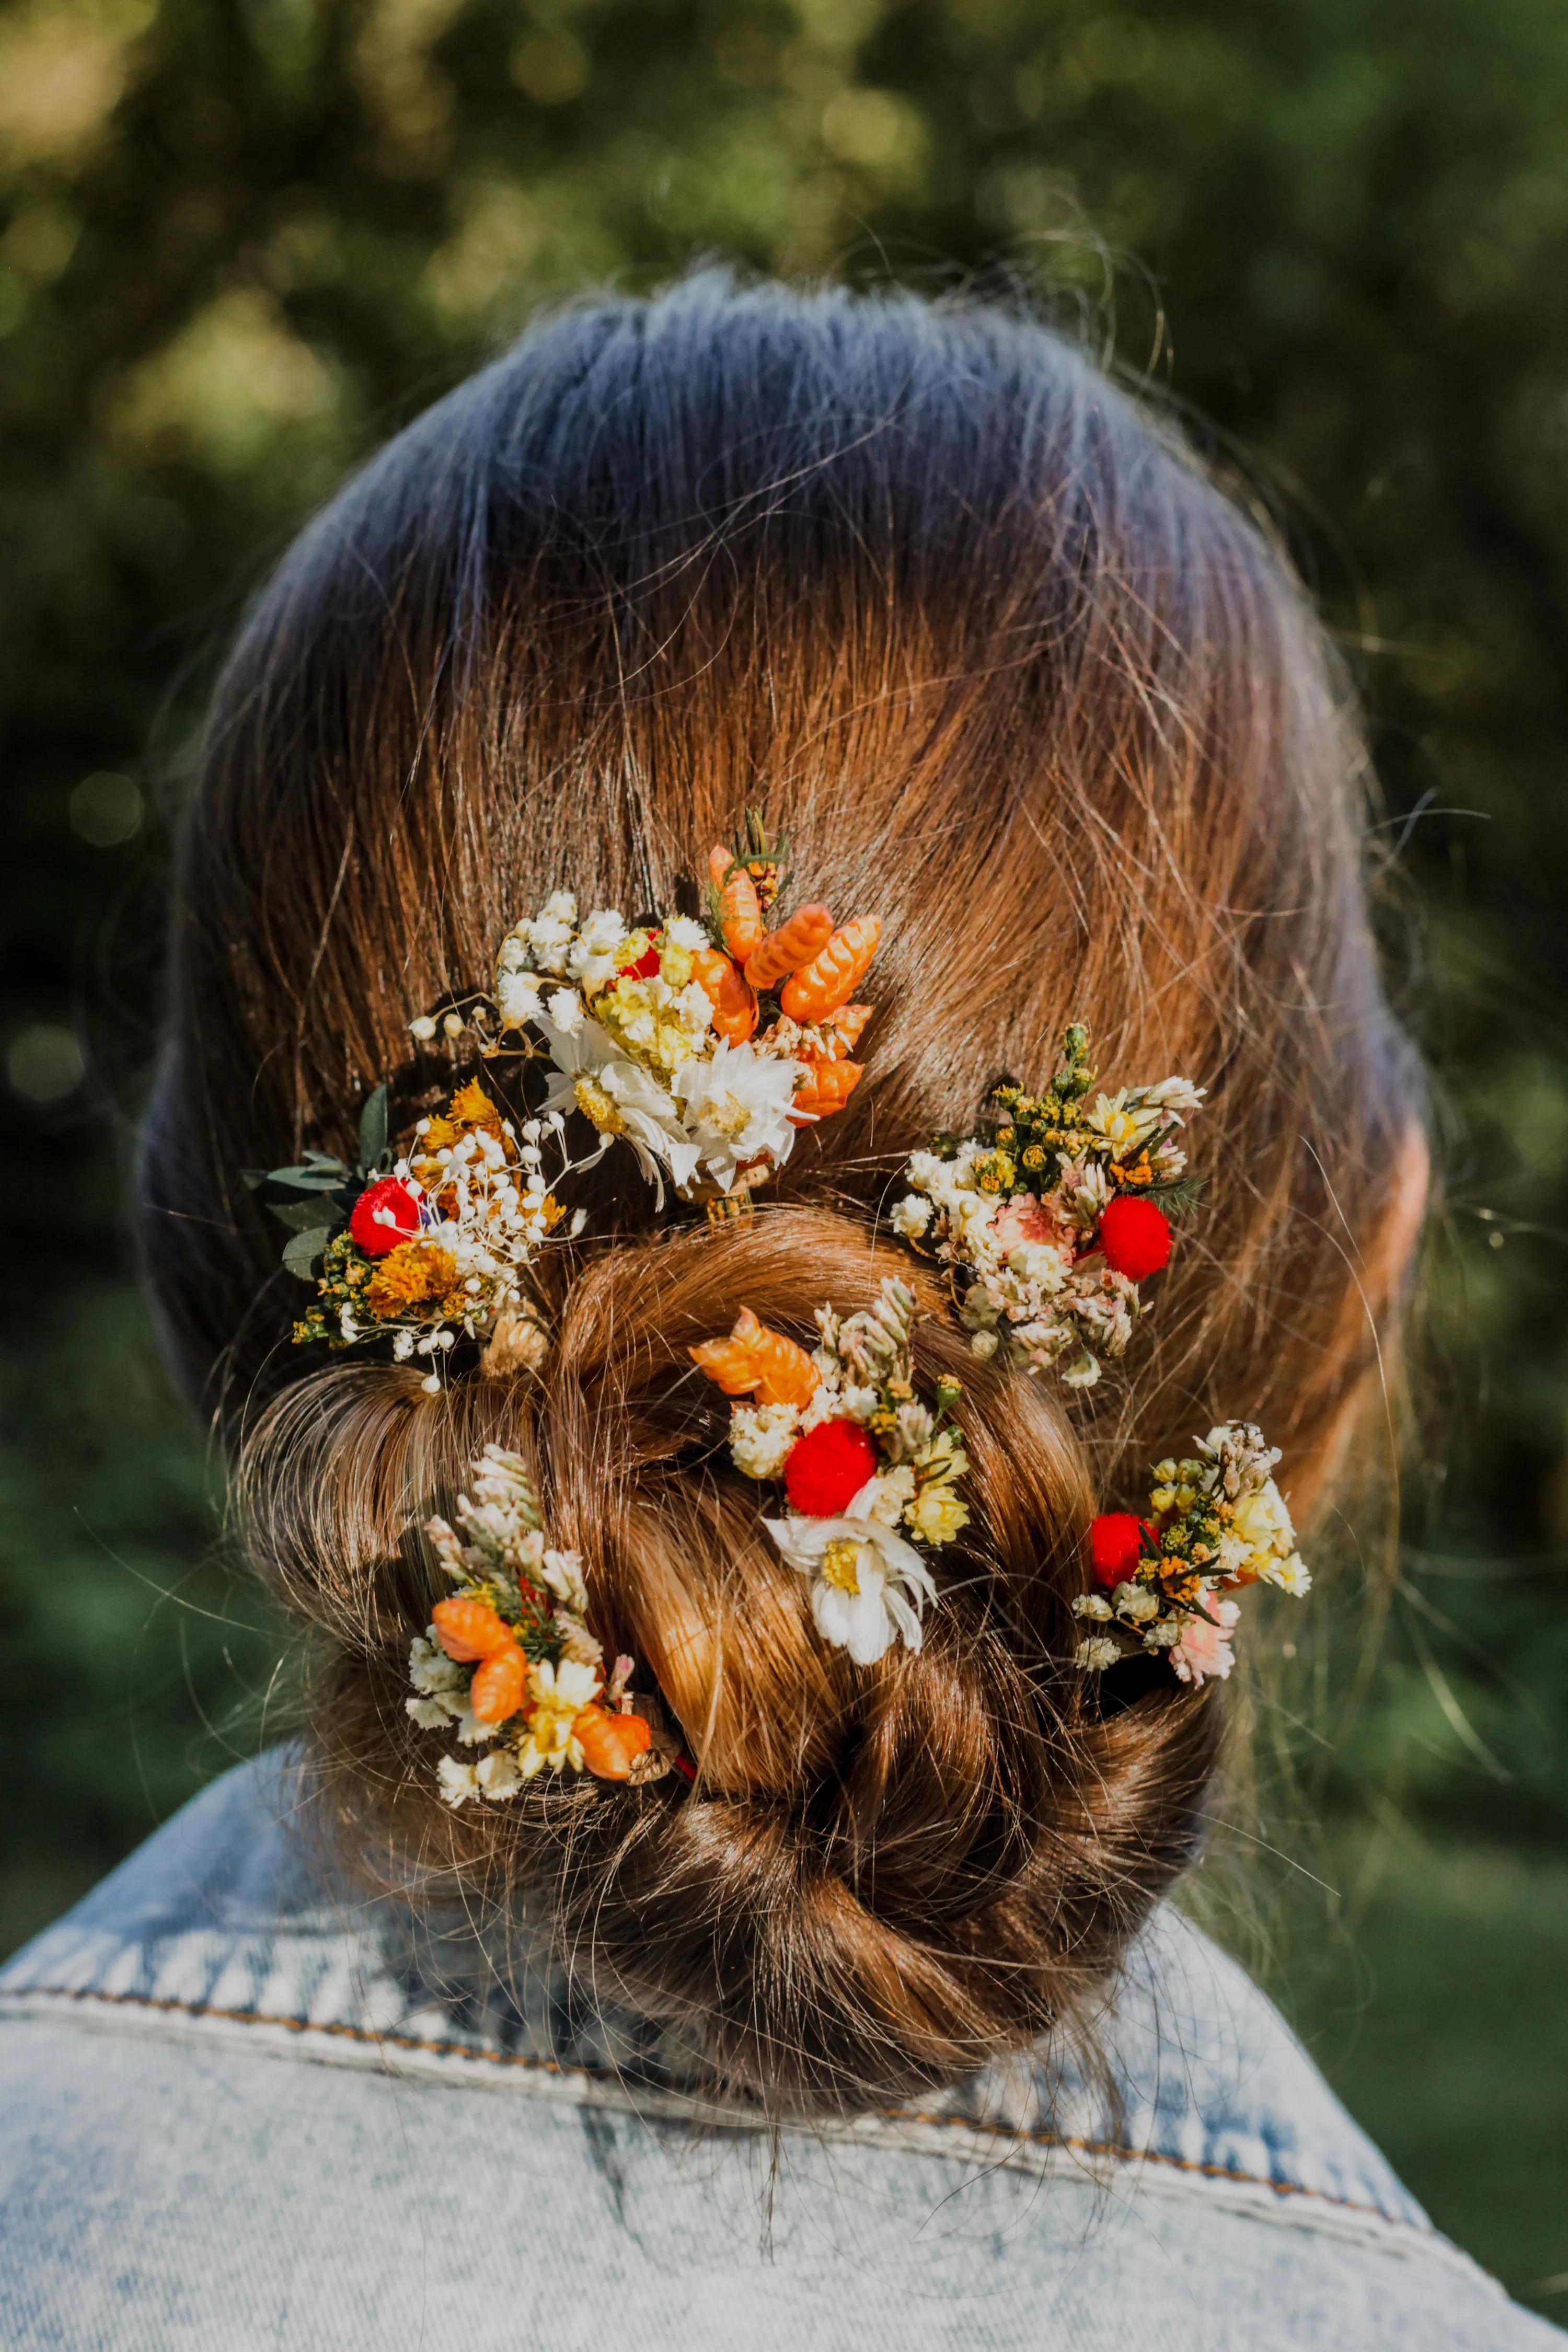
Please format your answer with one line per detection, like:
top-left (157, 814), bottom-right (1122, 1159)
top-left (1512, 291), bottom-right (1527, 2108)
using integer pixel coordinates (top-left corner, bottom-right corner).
top-left (889, 1037), bottom-right (1204, 1390)
top-left (407, 1444), bottom-right (612, 1805)
top-left (292, 1085), bottom-right (590, 1387)
top-left (396, 1109), bottom-right (581, 1390)
top-left (486, 891), bottom-right (806, 1203)
top-left (1073, 1421), bottom-right (1311, 1686)
top-left (892, 1145), bottom-right (1142, 1389)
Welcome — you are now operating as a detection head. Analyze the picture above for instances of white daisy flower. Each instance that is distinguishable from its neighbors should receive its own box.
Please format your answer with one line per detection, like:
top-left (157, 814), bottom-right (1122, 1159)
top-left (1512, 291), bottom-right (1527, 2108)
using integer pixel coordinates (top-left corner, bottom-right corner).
top-left (1138, 1076), bottom-right (1207, 1122)
top-left (537, 1017), bottom-right (702, 1201)
top-left (672, 1038), bottom-right (801, 1193)
top-left (1265, 1551), bottom-right (1312, 1597)
top-left (763, 1480), bottom-right (938, 1666)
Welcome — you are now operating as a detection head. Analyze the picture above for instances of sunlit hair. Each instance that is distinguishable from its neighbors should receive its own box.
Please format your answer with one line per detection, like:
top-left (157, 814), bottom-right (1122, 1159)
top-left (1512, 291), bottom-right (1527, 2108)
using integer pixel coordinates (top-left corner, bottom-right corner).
top-left (141, 273), bottom-right (1421, 2114)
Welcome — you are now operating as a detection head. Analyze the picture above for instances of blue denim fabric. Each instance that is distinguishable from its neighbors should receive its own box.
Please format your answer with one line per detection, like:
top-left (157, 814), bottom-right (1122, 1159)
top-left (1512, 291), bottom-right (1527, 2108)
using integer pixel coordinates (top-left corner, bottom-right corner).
top-left (0, 1750), bottom-right (1559, 2350)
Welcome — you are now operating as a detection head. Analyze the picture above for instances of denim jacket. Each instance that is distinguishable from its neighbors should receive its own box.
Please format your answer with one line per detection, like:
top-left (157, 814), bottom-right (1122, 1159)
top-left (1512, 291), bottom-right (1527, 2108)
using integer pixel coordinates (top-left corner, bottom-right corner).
top-left (0, 1750), bottom-right (1558, 2351)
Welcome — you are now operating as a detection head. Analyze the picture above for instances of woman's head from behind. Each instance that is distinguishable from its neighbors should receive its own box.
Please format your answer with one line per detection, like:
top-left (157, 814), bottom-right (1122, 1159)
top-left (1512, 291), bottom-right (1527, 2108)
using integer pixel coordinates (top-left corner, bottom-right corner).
top-left (141, 273), bottom-right (1422, 2113)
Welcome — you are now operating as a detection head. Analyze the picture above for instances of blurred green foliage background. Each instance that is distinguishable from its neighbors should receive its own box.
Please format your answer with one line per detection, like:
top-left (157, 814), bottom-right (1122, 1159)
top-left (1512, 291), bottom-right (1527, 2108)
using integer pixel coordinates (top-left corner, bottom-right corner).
top-left (4, 0), bottom-right (1568, 2314)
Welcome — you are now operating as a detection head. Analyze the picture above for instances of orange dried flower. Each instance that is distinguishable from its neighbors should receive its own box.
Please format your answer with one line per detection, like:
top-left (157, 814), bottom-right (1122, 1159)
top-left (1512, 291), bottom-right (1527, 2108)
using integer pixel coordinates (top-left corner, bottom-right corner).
top-left (825, 1001), bottom-right (873, 1055)
top-left (779, 916), bottom-right (881, 1022)
top-left (572, 1702), bottom-right (654, 1781)
top-left (447, 1078), bottom-right (506, 1134)
top-left (690, 944), bottom-right (758, 1043)
top-left (709, 845), bottom-right (765, 963)
top-left (431, 1595), bottom-right (514, 1663)
top-left (743, 904), bottom-right (835, 994)
top-left (689, 1306), bottom-right (820, 1406)
top-left (791, 1057), bottom-right (863, 1122)
top-left (470, 1644), bottom-right (527, 1724)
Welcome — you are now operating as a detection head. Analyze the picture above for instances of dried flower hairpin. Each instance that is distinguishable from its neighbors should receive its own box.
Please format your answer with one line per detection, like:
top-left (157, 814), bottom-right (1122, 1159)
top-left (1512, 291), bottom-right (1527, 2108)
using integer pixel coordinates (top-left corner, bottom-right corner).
top-left (249, 816), bottom-right (884, 1386)
top-left (408, 1444), bottom-right (678, 1805)
top-left (416, 812), bottom-right (882, 1209)
top-left (247, 1078), bottom-right (584, 1390)
top-left (691, 1278), bottom-right (969, 1666)
top-left (1074, 1422), bottom-right (1310, 1685)
top-left (889, 1023), bottom-right (1205, 1389)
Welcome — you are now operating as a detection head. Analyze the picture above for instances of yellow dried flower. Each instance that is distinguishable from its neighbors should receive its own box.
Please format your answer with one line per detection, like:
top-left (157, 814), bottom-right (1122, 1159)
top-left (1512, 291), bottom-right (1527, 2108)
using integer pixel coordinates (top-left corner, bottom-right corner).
top-left (366, 1241), bottom-right (459, 1313)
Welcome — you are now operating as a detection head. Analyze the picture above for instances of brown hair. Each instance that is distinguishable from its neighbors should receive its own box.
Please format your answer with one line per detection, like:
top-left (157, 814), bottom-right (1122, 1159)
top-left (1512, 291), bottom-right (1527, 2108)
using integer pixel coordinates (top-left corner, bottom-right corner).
top-left (140, 275), bottom-right (1420, 2114)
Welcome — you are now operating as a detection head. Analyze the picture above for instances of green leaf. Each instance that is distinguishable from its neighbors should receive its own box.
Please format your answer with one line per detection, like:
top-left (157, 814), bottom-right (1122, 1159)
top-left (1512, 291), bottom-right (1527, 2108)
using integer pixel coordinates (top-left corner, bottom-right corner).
top-left (356, 1084), bottom-right (389, 1174)
top-left (262, 1161), bottom-right (351, 1191)
top-left (282, 1227), bottom-right (333, 1282)
top-left (270, 1197), bottom-right (344, 1235)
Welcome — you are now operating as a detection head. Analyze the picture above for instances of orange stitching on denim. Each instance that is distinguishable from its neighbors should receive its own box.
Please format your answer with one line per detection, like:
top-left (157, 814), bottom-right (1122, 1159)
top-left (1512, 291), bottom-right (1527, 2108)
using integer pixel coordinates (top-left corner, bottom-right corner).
top-left (0, 1981), bottom-right (1412, 2232)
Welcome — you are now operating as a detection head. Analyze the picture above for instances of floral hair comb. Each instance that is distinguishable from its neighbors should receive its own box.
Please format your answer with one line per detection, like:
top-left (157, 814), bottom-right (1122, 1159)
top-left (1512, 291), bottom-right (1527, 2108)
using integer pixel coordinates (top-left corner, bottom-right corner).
top-left (690, 1278), bottom-right (969, 1666)
top-left (1074, 1422), bottom-right (1310, 1685)
top-left (889, 1024), bottom-right (1204, 1388)
top-left (408, 1443), bottom-right (683, 1805)
top-left (249, 816), bottom-right (883, 1388)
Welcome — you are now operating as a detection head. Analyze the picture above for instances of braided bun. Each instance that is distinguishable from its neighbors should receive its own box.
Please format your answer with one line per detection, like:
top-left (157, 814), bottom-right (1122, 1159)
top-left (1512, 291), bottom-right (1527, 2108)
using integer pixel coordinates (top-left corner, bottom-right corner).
top-left (142, 277), bottom-right (1421, 2115)
top-left (241, 1210), bottom-right (1216, 2109)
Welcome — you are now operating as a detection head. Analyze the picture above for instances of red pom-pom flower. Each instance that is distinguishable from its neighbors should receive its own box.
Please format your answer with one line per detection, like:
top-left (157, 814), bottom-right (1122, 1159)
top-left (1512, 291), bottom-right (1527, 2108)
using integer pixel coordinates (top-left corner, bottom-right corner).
top-left (783, 1418), bottom-right (880, 1517)
top-left (1097, 1194), bottom-right (1172, 1282)
top-left (350, 1177), bottom-right (422, 1258)
top-left (1090, 1512), bottom-right (1151, 1589)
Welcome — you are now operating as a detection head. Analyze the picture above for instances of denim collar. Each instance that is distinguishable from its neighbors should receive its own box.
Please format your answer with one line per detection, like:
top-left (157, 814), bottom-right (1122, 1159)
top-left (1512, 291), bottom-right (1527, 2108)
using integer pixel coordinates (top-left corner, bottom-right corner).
top-left (0, 1750), bottom-right (1442, 2256)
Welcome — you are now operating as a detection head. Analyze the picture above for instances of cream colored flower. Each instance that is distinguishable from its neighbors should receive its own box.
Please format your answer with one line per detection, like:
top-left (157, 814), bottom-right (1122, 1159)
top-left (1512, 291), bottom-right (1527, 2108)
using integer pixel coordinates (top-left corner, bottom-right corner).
top-left (1075, 1635), bottom-right (1121, 1671)
top-left (1266, 1551), bottom-right (1312, 1597)
top-left (665, 915), bottom-right (709, 951)
top-left (516, 1656), bottom-right (601, 1777)
top-left (437, 1756), bottom-right (480, 1807)
top-left (1113, 1582), bottom-right (1159, 1623)
top-left (566, 909), bottom-right (627, 992)
top-left (546, 987), bottom-right (585, 1035)
top-left (729, 1401), bottom-right (802, 1479)
top-left (1083, 1091), bottom-right (1159, 1157)
top-left (889, 1194), bottom-right (932, 1240)
top-left (539, 1547), bottom-right (589, 1615)
top-left (476, 1749), bottom-right (523, 1798)
top-left (497, 971), bottom-right (544, 1029)
top-left (1232, 1477), bottom-right (1295, 1560)
top-left (406, 1696), bottom-right (454, 1731)
top-left (408, 1634), bottom-right (467, 1701)
top-left (905, 1480), bottom-right (970, 1547)
top-left (863, 1467), bottom-right (916, 1527)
